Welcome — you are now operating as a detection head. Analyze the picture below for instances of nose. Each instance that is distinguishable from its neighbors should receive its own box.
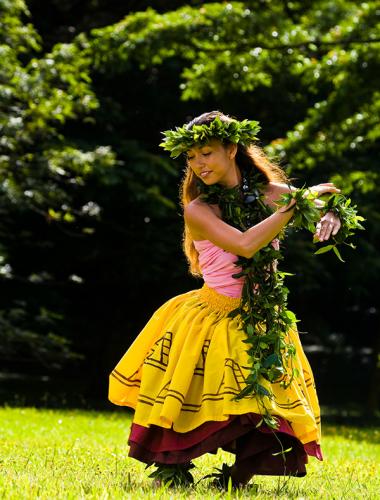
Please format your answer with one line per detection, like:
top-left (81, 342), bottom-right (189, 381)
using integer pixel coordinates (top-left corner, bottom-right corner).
top-left (193, 154), bottom-right (206, 169)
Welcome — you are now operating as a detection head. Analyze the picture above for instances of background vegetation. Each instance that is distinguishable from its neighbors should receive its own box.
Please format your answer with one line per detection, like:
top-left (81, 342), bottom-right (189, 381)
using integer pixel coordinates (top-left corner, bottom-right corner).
top-left (0, 0), bottom-right (379, 414)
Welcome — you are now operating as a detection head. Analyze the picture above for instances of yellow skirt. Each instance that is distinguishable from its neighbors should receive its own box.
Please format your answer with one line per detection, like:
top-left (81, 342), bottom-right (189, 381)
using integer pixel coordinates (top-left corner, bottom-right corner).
top-left (109, 284), bottom-right (321, 447)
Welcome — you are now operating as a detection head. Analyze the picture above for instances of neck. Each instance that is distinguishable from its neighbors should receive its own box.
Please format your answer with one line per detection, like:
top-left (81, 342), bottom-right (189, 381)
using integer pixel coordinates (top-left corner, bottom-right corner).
top-left (218, 163), bottom-right (242, 188)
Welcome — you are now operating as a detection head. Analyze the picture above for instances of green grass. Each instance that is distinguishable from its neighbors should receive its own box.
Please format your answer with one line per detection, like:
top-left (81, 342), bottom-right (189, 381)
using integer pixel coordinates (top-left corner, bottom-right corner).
top-left (0, 407), bottom-right (379, 499)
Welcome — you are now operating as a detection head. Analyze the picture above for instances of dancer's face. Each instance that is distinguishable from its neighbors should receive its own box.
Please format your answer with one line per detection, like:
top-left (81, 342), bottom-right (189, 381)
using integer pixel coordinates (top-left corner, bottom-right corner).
top-left (186, 139), bottom-right (240, 188)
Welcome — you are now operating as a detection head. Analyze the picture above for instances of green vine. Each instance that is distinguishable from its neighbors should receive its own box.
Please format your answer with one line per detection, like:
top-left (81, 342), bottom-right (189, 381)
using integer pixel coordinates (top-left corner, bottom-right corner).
top-left (199, 172), bottom-right (364, 429)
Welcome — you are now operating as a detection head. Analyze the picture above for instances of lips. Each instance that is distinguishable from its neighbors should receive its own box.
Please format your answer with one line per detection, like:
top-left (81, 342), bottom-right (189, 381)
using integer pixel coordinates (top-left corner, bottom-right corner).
top-left (200, 170), bottom-right (212, 178)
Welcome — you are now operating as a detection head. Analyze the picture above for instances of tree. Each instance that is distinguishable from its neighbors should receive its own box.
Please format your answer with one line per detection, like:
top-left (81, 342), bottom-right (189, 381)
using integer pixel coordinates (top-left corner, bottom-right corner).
top-left (2, 0), bottom-right (378, 409)
top-left (80, 0), bottom-right (379, 411)
top-left (0, 1), bottom-right (176, 375)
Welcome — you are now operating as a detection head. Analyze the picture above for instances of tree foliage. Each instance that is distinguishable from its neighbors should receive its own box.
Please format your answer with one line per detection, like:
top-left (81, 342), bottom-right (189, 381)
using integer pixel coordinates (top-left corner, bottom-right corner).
top-left (1, 0), bottom-right (378, 408)
top-left (84, 0), bottom-right (379, 319)
top-left (83, 1), bottom-right (379, 299)
top-left (0, 0), bottom-right (176, 369)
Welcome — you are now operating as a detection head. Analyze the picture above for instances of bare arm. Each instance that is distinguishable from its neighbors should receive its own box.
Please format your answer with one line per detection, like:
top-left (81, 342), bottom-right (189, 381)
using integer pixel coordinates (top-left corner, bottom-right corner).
top-left (184, 194), bottom-right (295, 259)
top-left (185, 181), bottom-right (341, 258)
top-left (267, 182), bottom-right (342, 241)
top-left (263, 182), bottom-right (296, 209)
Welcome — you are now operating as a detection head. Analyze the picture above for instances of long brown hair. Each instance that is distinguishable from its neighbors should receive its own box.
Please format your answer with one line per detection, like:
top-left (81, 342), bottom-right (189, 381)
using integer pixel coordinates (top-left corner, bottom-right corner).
top-left (178, 111), bottom-right (288, 276)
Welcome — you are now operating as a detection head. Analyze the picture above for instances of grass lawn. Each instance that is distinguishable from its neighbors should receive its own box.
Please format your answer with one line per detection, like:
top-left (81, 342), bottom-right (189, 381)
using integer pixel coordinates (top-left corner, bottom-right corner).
top-left (0, 407), bottom-right (379, 499)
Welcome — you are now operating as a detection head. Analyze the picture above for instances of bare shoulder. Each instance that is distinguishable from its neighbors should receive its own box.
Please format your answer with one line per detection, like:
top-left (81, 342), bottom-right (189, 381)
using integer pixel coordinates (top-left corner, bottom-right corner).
top-left (184, 198), bottom-right (210, 218)
top-left (184, 198), bottom-right (220, 219)
top-left (184, 198), bottom-right (221, 240)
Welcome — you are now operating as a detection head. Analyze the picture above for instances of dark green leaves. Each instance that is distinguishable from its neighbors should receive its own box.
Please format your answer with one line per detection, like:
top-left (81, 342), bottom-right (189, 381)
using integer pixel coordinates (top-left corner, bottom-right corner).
top-left (279, 189), bottom-right (365, 261)
top-left (160, 115), bottom-right (261, 158)
top-left (202, 176), bottom-right (363, 429)
top-left (201, 173), bottom-right (298, 427)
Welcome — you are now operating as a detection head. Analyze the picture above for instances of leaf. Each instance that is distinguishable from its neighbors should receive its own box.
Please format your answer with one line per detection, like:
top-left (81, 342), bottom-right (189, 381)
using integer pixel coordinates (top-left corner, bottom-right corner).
top-left (255, 418), bottom-right (263, 428)
top-left (246, 324), bottom-right (254, 336)
top-left (263, 353), bottom-right (281, 368)
top-left (272, 447), bottom-right (293, 456)
top-left (285, 310), bottom-right (298, 323)
top-left (333, 245), bottom-right (345, 262)
top-left (257, 384), bottom-right (271, 397)
top-left (314, 244), bottom-right (334, 255)
top-left (227, 308), bottom-right (240, 318)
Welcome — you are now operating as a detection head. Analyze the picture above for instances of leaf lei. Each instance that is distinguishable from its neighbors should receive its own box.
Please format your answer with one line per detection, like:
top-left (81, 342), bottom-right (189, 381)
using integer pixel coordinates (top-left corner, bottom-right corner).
top-left (159, 116), bottom-right (261, 158)
top-left (199, 171), bottom-right (364, 429)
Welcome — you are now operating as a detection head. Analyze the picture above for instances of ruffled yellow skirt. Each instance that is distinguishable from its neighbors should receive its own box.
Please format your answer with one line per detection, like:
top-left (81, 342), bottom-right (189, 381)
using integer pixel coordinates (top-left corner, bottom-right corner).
top-left (109, 284), bottom-right (321, 447)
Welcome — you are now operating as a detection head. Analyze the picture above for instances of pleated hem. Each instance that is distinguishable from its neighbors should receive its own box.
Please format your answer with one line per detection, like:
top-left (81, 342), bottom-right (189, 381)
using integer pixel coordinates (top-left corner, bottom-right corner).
top-left (128, 412), bottom-right (322, 471)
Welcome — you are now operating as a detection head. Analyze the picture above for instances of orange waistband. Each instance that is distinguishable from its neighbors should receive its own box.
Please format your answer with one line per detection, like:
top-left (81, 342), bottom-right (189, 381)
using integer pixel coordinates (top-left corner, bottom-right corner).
top-left (197, 283), bottom-right (241, 313)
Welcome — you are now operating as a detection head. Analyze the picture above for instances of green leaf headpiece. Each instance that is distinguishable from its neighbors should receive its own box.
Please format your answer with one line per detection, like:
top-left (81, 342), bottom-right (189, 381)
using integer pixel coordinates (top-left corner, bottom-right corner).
top-left (159, 116), bottom-right (261, 158)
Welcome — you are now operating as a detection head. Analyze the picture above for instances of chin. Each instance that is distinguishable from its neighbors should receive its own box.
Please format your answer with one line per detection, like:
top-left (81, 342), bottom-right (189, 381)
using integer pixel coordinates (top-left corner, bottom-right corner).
top-left (204, 176), bottom-right (219, 184)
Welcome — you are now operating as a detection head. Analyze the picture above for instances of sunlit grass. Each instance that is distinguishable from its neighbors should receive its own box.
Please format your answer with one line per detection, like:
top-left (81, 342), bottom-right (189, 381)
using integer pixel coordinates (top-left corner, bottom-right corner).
top-left (0, 407), bottom-right (379, 499)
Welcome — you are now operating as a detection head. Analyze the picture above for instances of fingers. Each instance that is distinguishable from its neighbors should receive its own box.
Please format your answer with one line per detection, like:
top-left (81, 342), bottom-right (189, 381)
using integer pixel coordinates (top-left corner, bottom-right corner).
top-left (314, 199), bottom-right (325, 208)
top-left (331, 218), bottom-right (341, 236)
top-left (315, 221), bottom-right (333, 241)
top-left (315, 214), bottom-right (340, 241)
top-left (312, 182), bottom-right (341, 194)
top-left (321, 185), bottom-right (341, 194)
top-left (315, 223), bottom-right (333, 241)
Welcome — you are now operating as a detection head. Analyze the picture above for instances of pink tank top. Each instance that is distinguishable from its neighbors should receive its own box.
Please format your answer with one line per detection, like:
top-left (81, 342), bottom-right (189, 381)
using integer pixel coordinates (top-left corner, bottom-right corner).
top-left (193, 240), bottom-right (244, 298)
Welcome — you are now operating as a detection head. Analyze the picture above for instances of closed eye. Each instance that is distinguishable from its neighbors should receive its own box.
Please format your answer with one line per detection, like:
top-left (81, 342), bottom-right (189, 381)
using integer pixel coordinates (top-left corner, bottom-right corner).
top-left (186, 150), bottom-right (211, 160)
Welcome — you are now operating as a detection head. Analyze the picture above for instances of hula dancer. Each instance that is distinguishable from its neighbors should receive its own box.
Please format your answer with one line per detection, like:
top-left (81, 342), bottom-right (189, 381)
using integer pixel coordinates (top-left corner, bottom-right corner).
top-left (108, 111), bottom-right (363, 489)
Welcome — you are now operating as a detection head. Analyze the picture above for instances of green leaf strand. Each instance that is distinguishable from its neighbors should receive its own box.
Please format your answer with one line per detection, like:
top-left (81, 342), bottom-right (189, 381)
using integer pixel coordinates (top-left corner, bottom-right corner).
top-left (199, 173), bottom-right (364, 429)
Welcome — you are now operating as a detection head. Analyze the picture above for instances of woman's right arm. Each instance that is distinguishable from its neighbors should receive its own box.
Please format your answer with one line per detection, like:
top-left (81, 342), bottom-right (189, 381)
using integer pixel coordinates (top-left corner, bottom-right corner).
top-left (184, 200), bottom-right (295, 259)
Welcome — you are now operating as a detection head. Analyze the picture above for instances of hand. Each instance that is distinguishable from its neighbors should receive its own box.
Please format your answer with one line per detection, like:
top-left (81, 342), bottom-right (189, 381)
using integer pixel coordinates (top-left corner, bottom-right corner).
top-left (315, 211), bottom-right (341, 241)
top-left (308, 182), bottom-right (341, 198)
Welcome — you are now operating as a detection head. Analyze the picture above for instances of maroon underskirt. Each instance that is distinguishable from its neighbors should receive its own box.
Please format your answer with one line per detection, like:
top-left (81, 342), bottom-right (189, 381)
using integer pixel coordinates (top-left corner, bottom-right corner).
top-left (128, 413), bottom-right (322, 476)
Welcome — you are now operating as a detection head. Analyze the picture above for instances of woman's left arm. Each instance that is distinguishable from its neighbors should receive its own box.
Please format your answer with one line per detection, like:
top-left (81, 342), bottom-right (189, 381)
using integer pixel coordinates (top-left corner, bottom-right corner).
top-left (266, 182), bottom-right (341, 242)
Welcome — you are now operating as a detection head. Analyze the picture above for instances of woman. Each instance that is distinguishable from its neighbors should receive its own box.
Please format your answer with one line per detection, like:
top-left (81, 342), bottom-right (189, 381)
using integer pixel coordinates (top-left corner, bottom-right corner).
top-left (108, 111), bottom-right (341, 489)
